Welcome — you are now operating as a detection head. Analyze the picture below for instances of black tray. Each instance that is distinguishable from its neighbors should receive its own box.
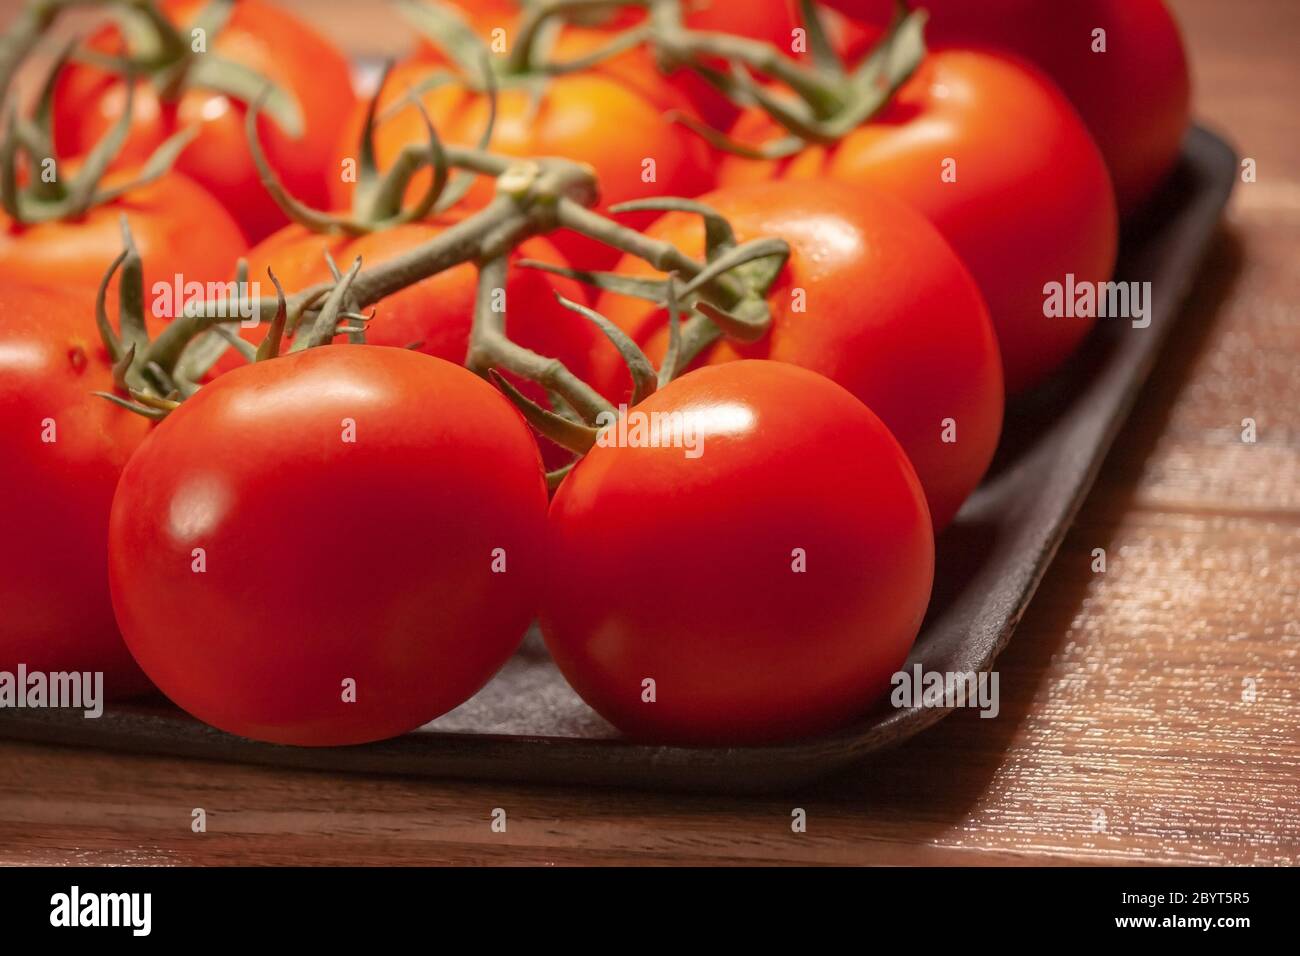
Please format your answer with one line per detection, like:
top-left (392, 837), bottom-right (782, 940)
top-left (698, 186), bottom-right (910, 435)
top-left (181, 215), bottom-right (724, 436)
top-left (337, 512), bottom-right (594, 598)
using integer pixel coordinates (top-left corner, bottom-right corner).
top-left (0, 126), bottom-right (1237, 793)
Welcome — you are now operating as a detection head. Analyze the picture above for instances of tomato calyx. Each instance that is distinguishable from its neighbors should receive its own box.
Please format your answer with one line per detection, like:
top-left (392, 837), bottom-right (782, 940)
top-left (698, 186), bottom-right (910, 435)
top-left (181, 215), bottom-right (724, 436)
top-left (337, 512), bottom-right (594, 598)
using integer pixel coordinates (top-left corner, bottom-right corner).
top-left (0, 42), bottom-right (196, 225)
top-left (664, 0), bottom-right (928, 159)
top-left (156, 148), bottom-right (782, 410)
top-left (519, 196), bottom-right (788, 368)
top-left (396, 0), bottom-right (641, 91)
top-left (77, 0), bottom-right (305, 137)
top-left (89, 216), bottom-right (367, 420)
top-left (482, 218), bottom-right (787, 473)
top-left (246, 62), bottom-right (452, 236)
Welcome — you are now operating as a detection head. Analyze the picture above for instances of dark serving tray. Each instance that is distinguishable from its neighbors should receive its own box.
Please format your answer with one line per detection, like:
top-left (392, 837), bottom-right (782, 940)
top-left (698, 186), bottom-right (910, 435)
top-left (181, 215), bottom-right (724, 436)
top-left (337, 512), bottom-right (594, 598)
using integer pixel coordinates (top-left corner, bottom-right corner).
top-left (1, 127), bottom-right (1237, 793)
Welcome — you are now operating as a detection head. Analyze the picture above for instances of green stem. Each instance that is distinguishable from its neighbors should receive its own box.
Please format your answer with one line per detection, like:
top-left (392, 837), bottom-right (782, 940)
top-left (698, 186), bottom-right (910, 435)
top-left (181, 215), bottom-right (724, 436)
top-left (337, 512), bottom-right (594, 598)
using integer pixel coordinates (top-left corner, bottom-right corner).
top-left (504, 0), bottom-right (638, 75)
top-left (555, 199), bottom-right (745, 308)
top-left (468, 255), bottom-right (614, 424)
top-left (645, 0), bottom-right (846, 120)
top-left (140, 148), bottom-right (784, 414)
top-left (0, 0), bottom-right (102, 102)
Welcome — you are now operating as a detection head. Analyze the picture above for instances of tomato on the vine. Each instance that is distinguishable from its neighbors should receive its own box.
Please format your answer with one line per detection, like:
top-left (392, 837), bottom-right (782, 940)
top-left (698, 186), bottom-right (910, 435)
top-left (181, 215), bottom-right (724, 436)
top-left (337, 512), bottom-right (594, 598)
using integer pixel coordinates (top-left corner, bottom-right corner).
top-left (220, 219), bottom-right (605, 386)
top-left (0, 286), bottom-right (153, 698)
top-left (108, 346), bottom-right (549, 746)
top-left (215, 217), bottom-right (615, 470)
top-left (0, 167), bottom-right (246, 299)
top-left (592, 180), bottom-right (1003, 532)
top-left (425, 0), bottom-right (805, 128)
top-left (542, 360), bottom-right (934, 745)
top-left (822, 0), bottom-right (1190, 212)
top-left (329, 57), bottom-right (713, 266)
top-left (720, 48), bottom-right (1117, 394)
top-left (53, 0), bottom-right (357, 241)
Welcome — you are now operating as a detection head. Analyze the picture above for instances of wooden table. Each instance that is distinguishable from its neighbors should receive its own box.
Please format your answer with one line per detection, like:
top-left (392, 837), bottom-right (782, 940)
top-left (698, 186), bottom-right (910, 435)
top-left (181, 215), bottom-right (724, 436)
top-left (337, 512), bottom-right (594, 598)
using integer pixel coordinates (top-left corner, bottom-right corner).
top-left (1, 0), bottom-right (1296, 866)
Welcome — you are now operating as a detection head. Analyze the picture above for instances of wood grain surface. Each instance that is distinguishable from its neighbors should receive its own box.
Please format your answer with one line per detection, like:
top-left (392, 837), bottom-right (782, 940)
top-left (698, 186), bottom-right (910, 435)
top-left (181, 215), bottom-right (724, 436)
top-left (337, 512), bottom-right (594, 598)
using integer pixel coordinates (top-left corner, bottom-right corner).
top-left (1, 0), bottom-right (1296, 866)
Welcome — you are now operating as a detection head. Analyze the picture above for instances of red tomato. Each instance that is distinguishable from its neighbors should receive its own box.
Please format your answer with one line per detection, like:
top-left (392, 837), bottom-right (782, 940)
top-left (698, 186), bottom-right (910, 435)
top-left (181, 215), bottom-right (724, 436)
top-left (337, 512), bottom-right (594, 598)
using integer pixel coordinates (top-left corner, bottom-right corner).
top-left (218, 218), bottom-right (614, 470)
top-left (427, 0), bottom-right (803, 127)
top-left (542, 360), bottom-right (934, 745)
top-left (108, 346), bottom-right (548, 746)
top-left (53, 0), bottom-right (357, 241)
top-left (721, 49), bottom-right (1117, 394)
top-left (593, 180), bottom-right (1003, 532)
top-left (0, 286), bottom-right (152, 698)
top-left (824, 0), bottom-right (1191, 212)
top-left (330, 58), bottom-right (714, 266)
top-left (0, 167), bottom-right (245, 298)
top-left (221, 219), bottom-right (604, 384)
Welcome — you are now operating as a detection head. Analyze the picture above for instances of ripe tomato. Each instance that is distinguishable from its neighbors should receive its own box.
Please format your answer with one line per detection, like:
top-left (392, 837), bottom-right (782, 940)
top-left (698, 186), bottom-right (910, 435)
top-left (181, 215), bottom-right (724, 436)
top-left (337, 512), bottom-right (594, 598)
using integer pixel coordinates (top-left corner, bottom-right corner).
top-left (219, 219), bottom-right (605, 385)
top-left (426, 0), bottom-right (804, 128)
top-left (108, 346), bottom-right (548, 746)
top-left (0, 168), bottom-right (245, 298)
top-left (216, 218), bottom-right (615, 470)
top-left (329, 57), bottom-right (714, 266)
top-left (53, 0), bottom-right (357, 241)
top-left (592, 180), bottom-right (1003, 532)
top-left (823, 0), bottom-right (1190, 212)
top-left (542, 360), bottom-right (934, 745)
top-left (721, 49), bottom-right (1117, 394)
top-left (0, 286), bottom-right (152, 698)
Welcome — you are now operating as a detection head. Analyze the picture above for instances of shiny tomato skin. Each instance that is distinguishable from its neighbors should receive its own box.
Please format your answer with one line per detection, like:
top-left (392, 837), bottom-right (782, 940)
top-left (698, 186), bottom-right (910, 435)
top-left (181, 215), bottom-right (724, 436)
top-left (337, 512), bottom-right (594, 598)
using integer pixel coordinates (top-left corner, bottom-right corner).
top-left (53, 0), bottom-right (357, 242)
top-left (330, 58), bottom-right (714, 266)
top-left (0, 287), bottom-right (153, 698)
top-left (824, 0), bottom-right (1190, 212)
top-left (0, 169), bottom-right (245, 297)
top-left (542, 360), bottom-right (934, 746)
top-left (108, 346), bottom-right (548, 746)
top-left (721, 49), bottom-right (1117, 394)
top-left (593, 180), bottom-right (1003, 532)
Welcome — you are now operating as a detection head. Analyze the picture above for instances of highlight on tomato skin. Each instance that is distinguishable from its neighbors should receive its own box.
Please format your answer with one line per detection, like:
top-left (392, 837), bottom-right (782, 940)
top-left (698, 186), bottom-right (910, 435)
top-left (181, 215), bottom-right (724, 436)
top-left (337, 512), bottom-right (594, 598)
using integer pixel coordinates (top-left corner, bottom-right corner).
top-left (541, 360), bottom-right (936, 747)
top-left (106, 347), bottom-right (550, 747)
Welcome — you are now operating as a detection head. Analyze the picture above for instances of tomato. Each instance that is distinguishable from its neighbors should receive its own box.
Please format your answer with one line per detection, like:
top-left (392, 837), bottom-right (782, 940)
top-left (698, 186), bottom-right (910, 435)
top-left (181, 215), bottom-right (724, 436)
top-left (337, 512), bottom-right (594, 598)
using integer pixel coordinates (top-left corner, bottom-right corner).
top-left (108, 346), bottom-right (548, 746)
top-left (219, 219), bottom-right (604, 384)
top-left (542, 360), bottom-right (934, 745)
top-left (721, 49), bottom-right (1117, 394)
top-left (330, 57), bottom-right (713, 266)
top-left (824, 0), bottom-right (1190, 212)
top-left (427, 0), bottom-right (803, 127)
top-left (216, 218), bottom-right (614, 470)
top-left (53, 0), bottom-right (357, 242)
top-left (0, 167), bottom-right (245, 299)
top-left (0, 286), bottom-right (152, 698)
top-left (592, 180), bottom-right (1003, 532)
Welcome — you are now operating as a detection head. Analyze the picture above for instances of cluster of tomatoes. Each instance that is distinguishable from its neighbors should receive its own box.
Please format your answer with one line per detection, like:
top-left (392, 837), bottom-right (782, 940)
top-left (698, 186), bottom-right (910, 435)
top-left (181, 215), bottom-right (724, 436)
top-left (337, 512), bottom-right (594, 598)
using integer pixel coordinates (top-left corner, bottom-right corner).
top-left (0, 0), bottom-right (1189, 747)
